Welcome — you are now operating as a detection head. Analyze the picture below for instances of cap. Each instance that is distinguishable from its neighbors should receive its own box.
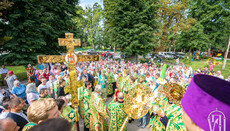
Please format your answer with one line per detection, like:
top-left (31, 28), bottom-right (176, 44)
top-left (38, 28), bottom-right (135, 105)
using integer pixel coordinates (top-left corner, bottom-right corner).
top-left (181, 74), bottom-right (230, 130)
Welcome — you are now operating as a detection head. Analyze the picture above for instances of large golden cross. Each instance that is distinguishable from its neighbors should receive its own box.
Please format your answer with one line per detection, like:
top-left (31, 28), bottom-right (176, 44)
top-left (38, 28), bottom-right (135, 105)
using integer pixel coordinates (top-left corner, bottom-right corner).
top-left (37, 33), bottom-right (101, 126)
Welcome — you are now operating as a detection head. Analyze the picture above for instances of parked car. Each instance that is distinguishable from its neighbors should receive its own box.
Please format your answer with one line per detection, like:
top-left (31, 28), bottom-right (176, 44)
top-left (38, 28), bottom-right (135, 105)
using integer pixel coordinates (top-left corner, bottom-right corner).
top-left (75, 51), bottom-right (82, 55)
top-left (113, 52), bottom-right (121, 59)
top-left (154, 54), bottom-right (165, 59)
top-left (86, 50), bottom-right (99, 55)
top-left (145, 53), bottom-right (152, 59)
top-left (176, 52), bottom-right (185, 59)
top-left (101, 51), bottom-right (113, 58)
top-left (170, 52), bottom-right (180, 59)
top-left (164, 53), bottom-right (174, 59)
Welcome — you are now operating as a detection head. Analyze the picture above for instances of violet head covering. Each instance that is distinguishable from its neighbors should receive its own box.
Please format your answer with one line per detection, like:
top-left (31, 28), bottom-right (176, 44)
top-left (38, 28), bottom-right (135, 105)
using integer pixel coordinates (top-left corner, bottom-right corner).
top-left (181, 74), bottom-right (230, 130)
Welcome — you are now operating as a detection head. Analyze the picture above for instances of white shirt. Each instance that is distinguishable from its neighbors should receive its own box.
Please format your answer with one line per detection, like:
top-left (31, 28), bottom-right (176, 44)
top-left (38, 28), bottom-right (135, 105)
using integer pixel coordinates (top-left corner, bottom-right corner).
top-left (0, 68), bottom-right (8, 74)
top-left (114, 74), bottom-right (118, 82)
top-left (146, 77), bottom-right (153, 83)
top-left (6, 74), bottom-right (17, 91)
top-left (0, 112), bottom-right (9, 120)
top-left (217, 75), bottom-right (224, 79)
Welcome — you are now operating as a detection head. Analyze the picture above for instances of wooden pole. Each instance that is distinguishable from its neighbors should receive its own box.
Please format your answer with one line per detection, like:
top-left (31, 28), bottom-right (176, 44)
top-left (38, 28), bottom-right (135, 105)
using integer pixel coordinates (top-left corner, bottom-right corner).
top-left (222, 36), bottom-right (230, 70)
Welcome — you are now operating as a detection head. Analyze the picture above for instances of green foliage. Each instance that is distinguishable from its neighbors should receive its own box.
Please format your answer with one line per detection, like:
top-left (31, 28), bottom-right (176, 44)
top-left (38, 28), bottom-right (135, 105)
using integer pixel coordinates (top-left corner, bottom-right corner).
top-left (139, 58), bottom-right (150, 64)
top-left (183, 53), bottom-right (188, 63)
top-left (104, 0), bottom-right (159, 61)
top-left (177, 23), bottom-right (209, 51)
top-left (177, 0), bottom-right (230, 52)
top-left (74, 3), bottom-right (104, 49)
top-left (0, 66), bottom-right (27, 82)
top-left (1, 0), bottom-right (80, 66)
top-left (155, 0), bottom-right (196, 52)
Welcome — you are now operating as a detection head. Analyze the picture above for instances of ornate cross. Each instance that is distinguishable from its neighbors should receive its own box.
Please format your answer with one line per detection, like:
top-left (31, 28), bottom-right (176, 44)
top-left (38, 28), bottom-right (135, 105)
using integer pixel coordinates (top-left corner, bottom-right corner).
top-left (37, 33), bottom-right (101, 127)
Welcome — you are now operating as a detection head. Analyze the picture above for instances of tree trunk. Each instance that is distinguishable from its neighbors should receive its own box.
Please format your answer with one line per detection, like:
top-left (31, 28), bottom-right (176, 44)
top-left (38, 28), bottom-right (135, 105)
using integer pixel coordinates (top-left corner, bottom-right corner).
top-left (92, 38), bottom-right (95, 50)
top-left (222, 36), bottom-right (230, 70)
top-left (84, 39), bottom-right (87, 48)
top-left (114, 44), bottom-right (115, 53)
top-left (174, 47), bottom-right (176, 52)
top-left (188, 47), bottom-right (192, 55)
top-left (208, 43), bottom-right (211, 57)
top-left (131, 55), bottom-right (137, 64)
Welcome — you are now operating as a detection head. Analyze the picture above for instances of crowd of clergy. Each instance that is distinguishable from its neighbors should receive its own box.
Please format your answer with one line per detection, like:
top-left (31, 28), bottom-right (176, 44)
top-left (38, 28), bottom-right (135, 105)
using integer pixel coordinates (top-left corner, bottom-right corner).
top-left (0, 58), bottom-right (229, 131)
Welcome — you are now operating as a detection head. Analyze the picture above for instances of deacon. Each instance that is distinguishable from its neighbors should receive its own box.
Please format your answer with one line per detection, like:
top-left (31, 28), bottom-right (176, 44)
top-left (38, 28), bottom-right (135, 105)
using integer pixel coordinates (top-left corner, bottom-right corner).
top-left (181, 74), bottom-right (230, 131)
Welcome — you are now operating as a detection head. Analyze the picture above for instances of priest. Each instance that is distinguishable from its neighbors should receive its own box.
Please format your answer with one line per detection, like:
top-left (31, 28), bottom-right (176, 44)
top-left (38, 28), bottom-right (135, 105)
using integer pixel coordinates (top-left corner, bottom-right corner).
top-left (108, 92), bottom-right (127, 131)
top-left (150, 83), bottom-right (186, 131)
top-left (89, 85), bottom-right (109, 131)
top-left (181, 74), bottom-right (230, 131)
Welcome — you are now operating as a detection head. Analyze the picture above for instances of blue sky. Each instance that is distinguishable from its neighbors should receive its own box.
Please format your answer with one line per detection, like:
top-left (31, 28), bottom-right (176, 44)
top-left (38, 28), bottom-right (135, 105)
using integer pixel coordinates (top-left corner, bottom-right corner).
top-left (79, 0), bottom-right (103, 9)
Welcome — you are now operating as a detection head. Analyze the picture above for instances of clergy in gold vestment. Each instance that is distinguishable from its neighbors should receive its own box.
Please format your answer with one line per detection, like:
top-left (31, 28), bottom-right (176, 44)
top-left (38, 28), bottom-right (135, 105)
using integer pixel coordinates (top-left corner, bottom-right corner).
top-left (89, 85), bottom-right (109, 131)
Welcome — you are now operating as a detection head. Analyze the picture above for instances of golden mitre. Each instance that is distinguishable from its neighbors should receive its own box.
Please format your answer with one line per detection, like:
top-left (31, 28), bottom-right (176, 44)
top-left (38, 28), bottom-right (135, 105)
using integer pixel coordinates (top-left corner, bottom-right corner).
top-left (158, 83), bottom-right (186, 106)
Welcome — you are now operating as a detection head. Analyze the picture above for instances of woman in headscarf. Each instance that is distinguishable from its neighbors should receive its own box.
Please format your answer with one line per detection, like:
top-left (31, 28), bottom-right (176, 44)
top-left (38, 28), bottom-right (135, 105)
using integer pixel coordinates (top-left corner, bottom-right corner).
top-left (4, 71), bottom-right (17, 91)
top-left (26, 83), bottom-right (39, 105)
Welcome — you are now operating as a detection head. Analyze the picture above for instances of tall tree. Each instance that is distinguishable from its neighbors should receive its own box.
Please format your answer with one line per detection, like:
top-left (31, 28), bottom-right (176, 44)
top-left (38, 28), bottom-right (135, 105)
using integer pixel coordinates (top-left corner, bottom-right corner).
top-left (155, 0), bottom-right (195, 52)
top-left (0, 0), bottom-right (13, 48)
top-left (74, 3), bottom-right (103, 50)
top-left (104, 0), bottom-right (158, 62)
top-left (0, 0), bottom-right (13, 16)
top-left (176, 23), bottom-right (209, 52)
top-left (186, 0), bottom-right (230, 54)
top-left (1, 0), bottom-right (79, 65)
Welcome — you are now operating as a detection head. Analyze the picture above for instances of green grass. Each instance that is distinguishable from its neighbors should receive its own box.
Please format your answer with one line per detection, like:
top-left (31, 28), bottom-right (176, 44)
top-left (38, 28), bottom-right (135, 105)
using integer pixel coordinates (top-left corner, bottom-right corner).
top-left (0, 66), bottom-right (27, 82)
top-left (163, 59), bottom-right (230, 78)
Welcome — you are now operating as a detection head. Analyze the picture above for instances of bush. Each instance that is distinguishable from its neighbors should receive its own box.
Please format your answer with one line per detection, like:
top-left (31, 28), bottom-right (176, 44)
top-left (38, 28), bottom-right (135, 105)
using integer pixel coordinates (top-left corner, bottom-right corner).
top-left (155, 61), bottom-right (161, 67)
top-left (204, 64), bottom-right (209, 68)
top-left (139, 58), bottom-right (150, 64)
top-left (183, 53), bottom-right (188, 63)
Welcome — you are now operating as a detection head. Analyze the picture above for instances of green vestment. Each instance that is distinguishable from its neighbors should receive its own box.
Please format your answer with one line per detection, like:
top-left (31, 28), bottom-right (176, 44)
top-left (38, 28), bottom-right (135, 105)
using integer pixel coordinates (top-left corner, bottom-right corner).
top-left (108, 100), bottom-right (127, 131)
top-left (84, 88), bottom-right (92, 128)
top-left (22, 122), bottom-right (36, 131)
top-left (150, 96), bottom-right (186, 131)
top-left (105, 72), bottom-right (115, 95)
top-left (89, 93), bottom-right (109, 131)
top-left (78, 84), bottom-right (85, 118)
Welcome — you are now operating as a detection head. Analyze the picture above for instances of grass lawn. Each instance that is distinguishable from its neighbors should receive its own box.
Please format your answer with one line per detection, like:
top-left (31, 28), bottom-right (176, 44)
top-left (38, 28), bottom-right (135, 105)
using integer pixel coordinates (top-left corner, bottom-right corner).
top-left (0, 66), bottom-right (27, 82)
top-left (164, 59), bottom-right (230, 78)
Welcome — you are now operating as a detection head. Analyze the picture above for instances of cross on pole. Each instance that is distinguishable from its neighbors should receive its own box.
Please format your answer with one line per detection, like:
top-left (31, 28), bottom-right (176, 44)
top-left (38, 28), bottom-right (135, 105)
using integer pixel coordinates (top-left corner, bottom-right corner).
top-left (37, 33), bottom-right (101, 131)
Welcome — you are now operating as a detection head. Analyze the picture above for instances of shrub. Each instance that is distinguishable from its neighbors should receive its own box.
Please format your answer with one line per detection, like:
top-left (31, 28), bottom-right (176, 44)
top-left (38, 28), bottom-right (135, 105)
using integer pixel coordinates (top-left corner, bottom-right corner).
top-left (183, 53), bottom-right (188, 63)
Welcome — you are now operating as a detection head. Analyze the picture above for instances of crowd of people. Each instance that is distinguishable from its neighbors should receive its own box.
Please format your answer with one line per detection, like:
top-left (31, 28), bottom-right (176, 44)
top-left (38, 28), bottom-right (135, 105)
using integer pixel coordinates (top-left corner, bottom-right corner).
top-left (0, 59), bottom-right (229, 131)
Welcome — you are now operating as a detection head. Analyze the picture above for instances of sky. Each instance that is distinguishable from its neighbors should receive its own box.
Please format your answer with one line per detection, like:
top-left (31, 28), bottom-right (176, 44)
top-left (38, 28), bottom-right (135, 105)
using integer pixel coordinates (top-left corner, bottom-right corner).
top-left (79, 0), bottom-right (103, 9)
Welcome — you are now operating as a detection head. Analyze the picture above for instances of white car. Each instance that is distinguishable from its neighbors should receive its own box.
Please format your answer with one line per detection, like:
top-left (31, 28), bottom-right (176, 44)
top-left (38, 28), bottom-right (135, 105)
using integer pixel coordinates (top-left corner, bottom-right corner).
top-left (145, 53), bottom-right (152, 59)
top-left (113, 52), bottom-right (121, 59)
top-left (75, 51), bottom-right (82, 55)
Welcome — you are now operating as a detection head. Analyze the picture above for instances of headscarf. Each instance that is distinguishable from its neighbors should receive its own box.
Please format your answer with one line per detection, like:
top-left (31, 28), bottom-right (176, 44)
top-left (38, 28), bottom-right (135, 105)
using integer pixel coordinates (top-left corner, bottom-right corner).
top-left (8, 71), bottom-right (14, 74)
top-left (26, 83), bottom-right (39, 94)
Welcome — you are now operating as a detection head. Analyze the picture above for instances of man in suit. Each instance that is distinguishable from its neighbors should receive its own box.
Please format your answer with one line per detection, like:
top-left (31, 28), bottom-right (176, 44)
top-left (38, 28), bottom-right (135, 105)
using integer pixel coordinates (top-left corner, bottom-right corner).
top-left (7, 97), bottom-right (29, 130)
top-left (80, 69), bottom-right (92, 82)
